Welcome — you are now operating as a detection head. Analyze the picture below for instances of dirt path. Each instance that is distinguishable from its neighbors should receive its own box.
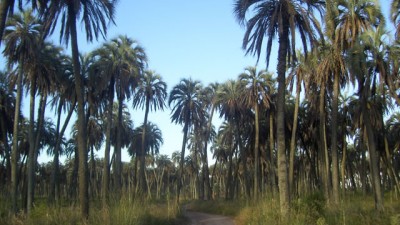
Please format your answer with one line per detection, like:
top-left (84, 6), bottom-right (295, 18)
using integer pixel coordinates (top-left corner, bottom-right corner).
top-left (185, 211), bottom-right (235, 225)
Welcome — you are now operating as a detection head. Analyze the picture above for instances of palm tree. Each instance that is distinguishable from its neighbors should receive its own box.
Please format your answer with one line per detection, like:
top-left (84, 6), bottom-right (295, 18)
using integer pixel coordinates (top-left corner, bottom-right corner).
top-left (287, 52), bottom-right (315, 196)
top-left (168, 78), bottom-right (204, 203)
top-left (41, 0), bottom-right (116, 218)
top-left (239, 66), bottom-right (273, 199)
top-left (328, 0), bottom-right (383, 204)
top-left (132, 70), bottom-right (167, 194)
top-left (48, 55), bottom-right (76, 204)
top-left (234, 0), bottom-right (323, 215)
top-left (2, 9), bottom-right (41, 213)
top-left (0, 0), bottom-right (44, 45)
top-left (215, 79), bottom-right (252, 199)
top-left (107, 35), bottom-right (147, 193)
top-left (129, 122), bottom-right (163, 198)
top-left (348, 28), bottom-right (387, 211)
top-left (199, 82), bottom-right (220, 200)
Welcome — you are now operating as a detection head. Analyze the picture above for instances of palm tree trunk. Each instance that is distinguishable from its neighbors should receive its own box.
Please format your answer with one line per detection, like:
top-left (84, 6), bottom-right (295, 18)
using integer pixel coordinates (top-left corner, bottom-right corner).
top-left (226, 142), bottom-right (235, 200)
top-left (31, 94), bottom-right (46, 204)
top-left (202, 106), bottom-right (214, 200)
top-left (269, 111), bottom-right (277, 196)
top-left (103, 81), bottom-right (114, 207)
top-left (50, 100), bottom-right (75, 204)
top-left (68, 3), bottom-right (89, 219)
top-left (236, 120), bottom-right (250, 199)
top-left (177, 122), bottom-right (189, 203)
top-left (289, 78), bottom-right (300, 196)
top-left (27, 76), bottom-right (37, 214)
top-left (11, 66), bottom-right (23, 213)
top-left (319, 84), bottom-right (330, 202)
top-left (254, 103), bottom-right (260, 199)
top-left (331, 73), bottom-right (340, 205)
top-left (276, 25), bottom-right (290, 216)
top-left (140, 99), bottom-right (150, 194)
top-left (114, 95), bottom-right (123, 193)
top-left (341, 124), bottom-right (347, 196)
top-left (364, 117), bottom-right (384, 211)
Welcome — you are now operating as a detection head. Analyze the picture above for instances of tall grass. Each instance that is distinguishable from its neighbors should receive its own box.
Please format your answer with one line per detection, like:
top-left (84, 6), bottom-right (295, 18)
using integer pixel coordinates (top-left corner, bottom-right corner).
top-left (189, 193), bottom-right (400, 225)
top-left (236, 193), bottom-right (400, 225)
top-left (0, 196), bottom-right (182, 225)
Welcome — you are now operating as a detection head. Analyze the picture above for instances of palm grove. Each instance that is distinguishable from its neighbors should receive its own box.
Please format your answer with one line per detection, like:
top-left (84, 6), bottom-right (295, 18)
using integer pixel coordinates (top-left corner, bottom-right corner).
top-left (0, 0), bottom-right (399, 220)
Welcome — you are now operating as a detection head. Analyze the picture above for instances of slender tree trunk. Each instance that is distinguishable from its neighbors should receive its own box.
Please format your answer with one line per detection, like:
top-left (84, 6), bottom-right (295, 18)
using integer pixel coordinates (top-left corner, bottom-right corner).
top-left (27, 76), bottom-right (37, 214)
top-left (384, 136), bottom-right (400, 193)
top-left (226, 142), bottom-right (235, 200)
top-left (236, 120), bottom-right (250, 199)
top-left (289, 78), bottom-right (300, 196)
top-left (50, 100), bottom-right (75, 204)
top-left (30, 94), bottom-right (46, 205)
top-left (331, 73), bottom-right (340, 205)
top-left (69, 4), bottom-right (89, 219)
top-left (103, 81), bottom-right (114, 207)
top-left (202, 106), bottom-right (215, 200)
top-left (319, 84), bottom-right (330, 202)
top-left (360, 129), bottom-right (367, 195)
top-left (177, 122), bottom-right (189, 203)
top-left (140, 99), bottom-right (150, 194)
top-left (364, 118), bottom-right (384, 211)
top-left (269, 111), bottom-right (277, 196)
top-left (276, 26), bottom-right (290, 216)
top-left (114, 95), bottom-right (123, 193)
top-left (254, 103), bottom-right (260, 199)
top-left (11, 66), bottom-right (23, 213)
top-left (341, 124), bottom-right (347, 195)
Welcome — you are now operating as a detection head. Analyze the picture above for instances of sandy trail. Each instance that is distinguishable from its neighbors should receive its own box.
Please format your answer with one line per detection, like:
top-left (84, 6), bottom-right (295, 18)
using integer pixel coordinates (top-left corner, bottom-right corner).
top-left (185, 211), bottom-right (235, 225)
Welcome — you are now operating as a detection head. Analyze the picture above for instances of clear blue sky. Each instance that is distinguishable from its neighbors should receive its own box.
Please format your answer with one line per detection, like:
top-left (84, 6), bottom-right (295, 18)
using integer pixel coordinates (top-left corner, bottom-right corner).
top-left (2, 0), bottom-right (393, 163)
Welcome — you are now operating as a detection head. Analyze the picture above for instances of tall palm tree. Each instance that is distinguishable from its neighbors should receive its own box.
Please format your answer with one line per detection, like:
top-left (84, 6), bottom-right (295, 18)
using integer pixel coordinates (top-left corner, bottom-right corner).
top-left (239, 66), bottom-right (273, 199)
top-left (168, 78), bottom-right (204, 203)
top-left (234, 0), bottom-right (323, 215)
top-left (132, 70), bottom-right (167, 194)
top-left (199, 82), bottom-right (220, 200)
top-left (328, 0), bottom-right (383, 204)
top-left (25, 41), bottom-right (66, 213)
top-left (41, 0), bottom-right (116, 218)
top-left (348, 28), bottom-right (386, 211)
top-left (2, 9), bottom-right (41, 213)
top-left (105, 35), bottom-right (146, 193)
top-left (287, 51), bottom-right (315, 196)
top-left (215, 79), bottom-right (252, 199)
top-left (48, 57), bottom-right (76, 204)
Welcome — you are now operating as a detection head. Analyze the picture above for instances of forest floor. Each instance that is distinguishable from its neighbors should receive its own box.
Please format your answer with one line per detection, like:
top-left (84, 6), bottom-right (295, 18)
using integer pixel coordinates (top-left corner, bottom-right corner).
top-left (185, 211), bottom-right (235, 225)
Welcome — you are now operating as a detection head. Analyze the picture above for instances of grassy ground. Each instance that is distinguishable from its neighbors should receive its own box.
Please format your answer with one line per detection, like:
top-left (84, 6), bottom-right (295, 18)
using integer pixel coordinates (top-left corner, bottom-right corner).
top-left (189, 193), bottom-right (400, 225)
top-left (0, 196), bottom-right (185, 225)
top-left (1, 192), bottom-right (399, 225)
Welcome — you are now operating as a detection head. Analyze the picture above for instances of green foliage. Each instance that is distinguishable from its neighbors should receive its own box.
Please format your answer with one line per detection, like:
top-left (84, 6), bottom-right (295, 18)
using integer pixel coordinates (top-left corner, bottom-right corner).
top-left (293, 192), bottom-right (326, 222)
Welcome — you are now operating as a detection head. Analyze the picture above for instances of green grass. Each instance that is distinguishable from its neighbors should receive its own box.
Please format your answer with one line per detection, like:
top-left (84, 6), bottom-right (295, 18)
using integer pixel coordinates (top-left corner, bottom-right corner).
top-left (1, 193), bottom-right (399, 225)
top-left (188, 193), bottom-right (400, 225)
top-left (0, 196), bottom-right (183, 225)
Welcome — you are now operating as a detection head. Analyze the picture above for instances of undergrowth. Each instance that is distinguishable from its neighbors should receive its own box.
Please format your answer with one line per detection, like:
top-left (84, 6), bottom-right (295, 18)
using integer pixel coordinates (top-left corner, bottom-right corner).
top-left (0, 196), bottom-right (182, 225)
top-left (189, 192), bottom-right (400, 225)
